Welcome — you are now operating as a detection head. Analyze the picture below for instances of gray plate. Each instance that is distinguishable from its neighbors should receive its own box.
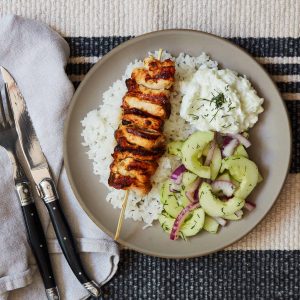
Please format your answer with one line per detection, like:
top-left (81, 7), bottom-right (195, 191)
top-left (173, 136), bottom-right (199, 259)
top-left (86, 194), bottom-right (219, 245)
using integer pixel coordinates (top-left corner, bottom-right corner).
top-left (64, 30), bottom-right (291, 258)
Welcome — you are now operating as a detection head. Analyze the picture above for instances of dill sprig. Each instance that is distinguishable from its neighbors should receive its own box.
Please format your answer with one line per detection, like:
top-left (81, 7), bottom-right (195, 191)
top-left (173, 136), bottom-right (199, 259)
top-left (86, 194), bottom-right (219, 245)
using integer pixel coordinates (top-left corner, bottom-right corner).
top-left (211, 92), bottom-right (226, 109)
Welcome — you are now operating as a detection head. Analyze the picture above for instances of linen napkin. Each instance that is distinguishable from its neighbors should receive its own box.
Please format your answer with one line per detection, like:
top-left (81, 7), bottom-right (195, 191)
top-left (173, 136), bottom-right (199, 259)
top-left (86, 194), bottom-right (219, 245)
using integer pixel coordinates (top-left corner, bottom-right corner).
top-left (0, 15), bottom-right (119, 300)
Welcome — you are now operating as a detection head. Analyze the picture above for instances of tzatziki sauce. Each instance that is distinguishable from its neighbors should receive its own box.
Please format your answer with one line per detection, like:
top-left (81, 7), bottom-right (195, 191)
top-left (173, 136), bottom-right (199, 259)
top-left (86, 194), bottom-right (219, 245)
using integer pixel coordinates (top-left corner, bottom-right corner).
top-left (180, 67), bottom-right (264, 134)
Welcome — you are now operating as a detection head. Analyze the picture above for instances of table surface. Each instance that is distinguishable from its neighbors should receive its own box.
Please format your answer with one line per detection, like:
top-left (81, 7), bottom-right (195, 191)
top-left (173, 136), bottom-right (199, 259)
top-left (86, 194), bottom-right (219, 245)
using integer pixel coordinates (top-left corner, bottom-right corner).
top-left (1, 1), bottom-right (300, 299)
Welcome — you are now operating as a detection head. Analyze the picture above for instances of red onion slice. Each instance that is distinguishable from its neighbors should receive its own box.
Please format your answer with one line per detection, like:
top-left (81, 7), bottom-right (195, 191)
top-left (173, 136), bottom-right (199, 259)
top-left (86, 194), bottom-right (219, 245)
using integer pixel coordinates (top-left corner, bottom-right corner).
top-left (185, 178), bottom-right (202, 203)
top-left (170, 202), bottom-right (200, 240)
top-left (211, 180), bottom-right (236, 197)
top-left (214, 217), bottom-right (227, 226)
top-left (170, 164), bottom-right (186, 185)
top-left (244, 201), bottom-right (256, 211)
top-left (222, 138), bottom-right (239, 157)
top-left (204, 140), bottom-right (216, 166)
top-left (228, 133), bottom-right (251, 148)
top-left (222, 135), bottom-right (233, 147)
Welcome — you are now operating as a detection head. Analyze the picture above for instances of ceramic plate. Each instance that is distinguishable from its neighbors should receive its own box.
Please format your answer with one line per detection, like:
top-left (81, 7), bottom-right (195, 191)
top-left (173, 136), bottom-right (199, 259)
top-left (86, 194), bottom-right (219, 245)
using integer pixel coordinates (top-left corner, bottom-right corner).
top-left (64, 30), bottom-right (291, 258)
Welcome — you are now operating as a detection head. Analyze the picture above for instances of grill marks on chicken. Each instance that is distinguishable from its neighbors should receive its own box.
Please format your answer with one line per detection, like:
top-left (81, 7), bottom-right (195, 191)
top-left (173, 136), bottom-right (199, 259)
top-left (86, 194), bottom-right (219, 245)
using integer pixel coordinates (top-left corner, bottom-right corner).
top-left (109, 55), bottom-right (175, 195)
top-left (122, 112), bottom-right (163, 132)
top-left (115, 125), bottom-right (165, 151)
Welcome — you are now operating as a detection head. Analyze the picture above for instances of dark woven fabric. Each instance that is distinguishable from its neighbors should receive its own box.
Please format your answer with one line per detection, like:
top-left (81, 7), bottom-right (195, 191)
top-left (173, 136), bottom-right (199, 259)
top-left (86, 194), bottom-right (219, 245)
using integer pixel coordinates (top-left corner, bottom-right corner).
top-left (263, 64), bottom-right (300, 75)
top-left (65, 36), bottom-right (132, 57)
top-left (102, 250), bottom-right (300, 300)
top-left (65, 37), bottom-right (300, 58)
top-left (65, 36), bottom-right (300, 300)
top-left (228, 37), bottom-right (300, 57)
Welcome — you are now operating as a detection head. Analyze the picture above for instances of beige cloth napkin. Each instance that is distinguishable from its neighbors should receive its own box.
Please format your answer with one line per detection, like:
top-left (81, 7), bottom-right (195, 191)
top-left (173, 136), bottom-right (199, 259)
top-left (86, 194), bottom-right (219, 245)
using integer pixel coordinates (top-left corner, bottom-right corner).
top-left (0, 15), bottom-right (119, 300)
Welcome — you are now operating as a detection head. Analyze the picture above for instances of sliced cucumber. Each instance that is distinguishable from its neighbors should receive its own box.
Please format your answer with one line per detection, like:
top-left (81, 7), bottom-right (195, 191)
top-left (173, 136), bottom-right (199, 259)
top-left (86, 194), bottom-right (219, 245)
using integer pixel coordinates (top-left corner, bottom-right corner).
top-left (202, 142), bottom-right (211, 156)
top-left (221, 156), bottom-right (259, 199)
top-left (203, 215), bottom-right (219, 233)
top-left (158, 208), bottom-right (205, 238)
top-left (181, 131), bottom-right (214, 179)
top-left (230, 177), bottom-right (240, 187)
top-left (224, 210), bottom-right (243, 220)
top-left (258, 171), bottom-right (263, 183)
top-left (168, 141), bottom-right (184, 157)
top-left (181, 208), bottom-right (205, 237)
top-left (199, 182), bottom-right (245, 217)
top-left (210, 145), bottom-right (222, 180)
top-left (160, 180), bottom-right (184, 218)
top-left (234, 144), bottom-right (248, 158)
top-left (182, 172), bottom-right (198, 186)
top-left (179, 189), bottom-right (191, 207)
top-left (158, 212), bottom-right (174, 233)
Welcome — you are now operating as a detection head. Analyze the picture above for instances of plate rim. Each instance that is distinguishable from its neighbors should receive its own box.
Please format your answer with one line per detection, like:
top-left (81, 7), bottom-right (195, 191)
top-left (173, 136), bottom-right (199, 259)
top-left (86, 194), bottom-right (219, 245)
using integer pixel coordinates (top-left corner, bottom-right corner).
top-left (63, 29), bottom-right (292, 258)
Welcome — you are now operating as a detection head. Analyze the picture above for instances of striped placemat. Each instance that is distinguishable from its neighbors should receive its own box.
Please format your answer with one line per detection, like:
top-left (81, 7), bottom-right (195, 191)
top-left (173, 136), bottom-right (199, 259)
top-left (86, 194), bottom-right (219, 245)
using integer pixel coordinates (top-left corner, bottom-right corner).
top-left (1, 0), bottom-right (300, 298)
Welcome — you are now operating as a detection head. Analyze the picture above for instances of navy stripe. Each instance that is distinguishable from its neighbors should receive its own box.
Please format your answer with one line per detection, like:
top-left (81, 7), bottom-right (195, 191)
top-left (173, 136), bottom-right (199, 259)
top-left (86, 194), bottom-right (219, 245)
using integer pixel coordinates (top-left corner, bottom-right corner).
top-left (66, 63), bottom-right (94, 76)
top-left (65, 36), bottom-right (132, 57)
top-left (229, 37), bottom-right (300, 57)
top-left (72, 81), bottom-right (81, 89)
top-left (277, 82), bottom-right (300, 93)
top-left (65, 37), bottom-right (300, 58)
top-left (263, 64), bottom-right (300, 76)
top-left (104, 250), bottom-right (300, 300)
top-left (287, 101), bottom-right (300, 173)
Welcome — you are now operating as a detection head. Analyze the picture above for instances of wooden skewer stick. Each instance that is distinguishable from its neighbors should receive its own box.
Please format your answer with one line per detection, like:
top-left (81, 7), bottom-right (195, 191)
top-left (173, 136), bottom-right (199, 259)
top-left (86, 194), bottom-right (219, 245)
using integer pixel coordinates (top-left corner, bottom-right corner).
top-left (114, 49), bottom-right (164, 241)
top-left (114, 190), bottom-right (129, 240)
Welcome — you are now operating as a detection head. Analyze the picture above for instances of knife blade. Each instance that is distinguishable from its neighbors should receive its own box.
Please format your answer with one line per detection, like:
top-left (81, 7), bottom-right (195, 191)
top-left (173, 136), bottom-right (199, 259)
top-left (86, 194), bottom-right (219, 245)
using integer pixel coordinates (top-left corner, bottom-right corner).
top-left (0, 67), bottom-right (50, 185)
top-left (1, 67), bottom-right (102, 299)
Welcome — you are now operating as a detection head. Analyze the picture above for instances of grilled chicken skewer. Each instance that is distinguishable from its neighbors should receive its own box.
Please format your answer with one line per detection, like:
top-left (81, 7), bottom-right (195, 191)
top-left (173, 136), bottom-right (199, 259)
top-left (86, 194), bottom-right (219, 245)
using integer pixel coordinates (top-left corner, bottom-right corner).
top-left (111, 49), bottom-right (175, 240)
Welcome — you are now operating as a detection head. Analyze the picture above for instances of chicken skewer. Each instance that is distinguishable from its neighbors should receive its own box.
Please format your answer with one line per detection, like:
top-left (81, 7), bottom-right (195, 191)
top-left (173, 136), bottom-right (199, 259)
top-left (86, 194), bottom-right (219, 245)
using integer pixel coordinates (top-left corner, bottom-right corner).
top-left (112, 49), bottom-right (175, 240)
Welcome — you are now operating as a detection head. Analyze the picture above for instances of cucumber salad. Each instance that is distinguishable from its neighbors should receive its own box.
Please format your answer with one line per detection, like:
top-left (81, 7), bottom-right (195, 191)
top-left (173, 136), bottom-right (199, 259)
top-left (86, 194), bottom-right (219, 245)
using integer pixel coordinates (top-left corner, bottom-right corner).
top-left (159, 131), bottom-right (263, 240)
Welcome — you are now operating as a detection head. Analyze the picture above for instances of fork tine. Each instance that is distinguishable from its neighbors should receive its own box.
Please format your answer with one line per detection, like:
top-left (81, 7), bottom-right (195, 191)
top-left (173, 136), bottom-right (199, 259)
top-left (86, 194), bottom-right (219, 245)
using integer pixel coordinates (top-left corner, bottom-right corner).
top-left (0, 85), bottom-right (7, 128)
top-left (3, 84), bottom-right (15, 127)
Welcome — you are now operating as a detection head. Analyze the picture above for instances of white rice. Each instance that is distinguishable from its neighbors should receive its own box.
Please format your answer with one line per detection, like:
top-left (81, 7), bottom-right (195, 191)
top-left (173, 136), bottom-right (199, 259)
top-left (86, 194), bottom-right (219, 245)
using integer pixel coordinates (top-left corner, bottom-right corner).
top-left (81, 51), bottom-right (217, 228)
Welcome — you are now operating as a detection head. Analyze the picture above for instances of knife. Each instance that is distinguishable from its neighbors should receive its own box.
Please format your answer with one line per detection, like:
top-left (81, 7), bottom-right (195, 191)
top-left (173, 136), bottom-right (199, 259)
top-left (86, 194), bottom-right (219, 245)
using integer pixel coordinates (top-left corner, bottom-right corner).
top-left (0, 76), bottom-right (59, 300)
top-left (0, 67), bottom-right (102, 299)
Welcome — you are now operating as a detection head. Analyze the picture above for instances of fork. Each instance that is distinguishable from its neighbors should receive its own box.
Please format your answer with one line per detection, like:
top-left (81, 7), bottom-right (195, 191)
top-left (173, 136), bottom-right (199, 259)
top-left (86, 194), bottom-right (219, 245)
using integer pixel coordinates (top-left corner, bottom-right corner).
top-left (0, 81), bottom-right (60, 300)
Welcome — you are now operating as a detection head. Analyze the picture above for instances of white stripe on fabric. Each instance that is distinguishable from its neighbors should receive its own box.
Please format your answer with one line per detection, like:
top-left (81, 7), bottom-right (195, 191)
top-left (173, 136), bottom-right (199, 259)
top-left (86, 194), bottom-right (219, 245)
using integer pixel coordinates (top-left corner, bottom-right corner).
top-left (0, 0), bottom-right (299, 37)
top-left (272, 75), bottom-right (300, 83)
top-left (256, 57), bottom-right (300, 64)
top-left (69, 56), bottom-right (100, 64)
top-left (282, 93), bottom-right (300, 100)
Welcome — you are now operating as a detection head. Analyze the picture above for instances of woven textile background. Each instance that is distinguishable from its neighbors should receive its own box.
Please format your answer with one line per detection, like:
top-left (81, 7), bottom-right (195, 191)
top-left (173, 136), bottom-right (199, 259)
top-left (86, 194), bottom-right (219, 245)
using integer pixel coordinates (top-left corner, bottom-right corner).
top-left (1, 0), bottom-right (300, 299)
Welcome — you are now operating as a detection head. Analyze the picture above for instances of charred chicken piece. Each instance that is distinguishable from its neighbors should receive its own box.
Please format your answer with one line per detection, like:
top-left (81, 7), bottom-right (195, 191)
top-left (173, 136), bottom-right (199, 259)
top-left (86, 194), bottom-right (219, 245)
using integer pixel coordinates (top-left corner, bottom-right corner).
top-left (115, 125), bottom-right (165, 151)
top-left (108, 172), bottom-right (152, 195)
top-left (109, 157), bottom-right (158, 195)
top-left (122, 92), bottom-right (171, 119)
top-left (112, 145), bottom-right (164, 161)
top-left (122, 112), bottom-right (164, 132)
top-left (132, 57), bottom-right (175, 90)
top-left (126, 78), bottom-right (171, 97)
